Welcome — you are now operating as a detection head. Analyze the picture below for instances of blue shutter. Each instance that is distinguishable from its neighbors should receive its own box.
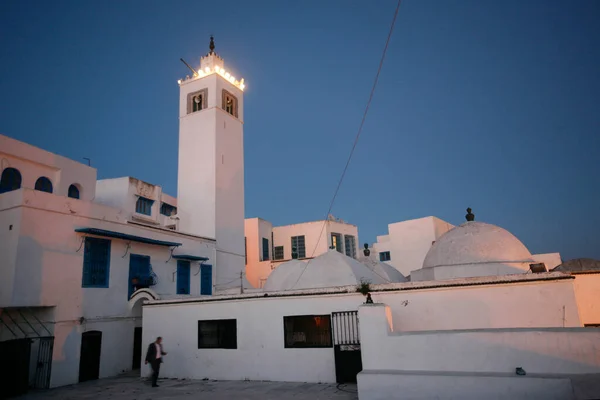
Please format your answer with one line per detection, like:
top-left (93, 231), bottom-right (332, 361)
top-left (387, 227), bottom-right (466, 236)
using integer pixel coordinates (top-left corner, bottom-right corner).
top-left (200, 264), bottom-right (212, 295)
top-left (82, 237), bottom-right (111, 288)
top-left (177, 260), bottom-right (191, 294)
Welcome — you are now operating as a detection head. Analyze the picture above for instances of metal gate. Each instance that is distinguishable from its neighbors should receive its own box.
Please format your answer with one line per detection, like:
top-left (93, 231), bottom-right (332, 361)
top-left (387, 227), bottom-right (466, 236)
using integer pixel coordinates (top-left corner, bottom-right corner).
top-left (31, 337), bottom-right (54, 389)
top-left (331, 311), bottom-right (362, 384)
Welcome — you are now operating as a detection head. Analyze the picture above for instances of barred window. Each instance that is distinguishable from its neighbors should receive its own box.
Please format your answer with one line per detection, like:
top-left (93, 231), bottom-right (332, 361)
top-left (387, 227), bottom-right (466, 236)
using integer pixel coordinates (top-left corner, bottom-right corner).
top-left (344, 235), bottom-right (356, 259)
top-left (198, 319), bottom-right (237, 349)
top-left (273, 246), bottom-right (284, 260)
top-left (283, 315), bottom-right (332, 348)
top-left (291, 235), bottom-right (306, 259)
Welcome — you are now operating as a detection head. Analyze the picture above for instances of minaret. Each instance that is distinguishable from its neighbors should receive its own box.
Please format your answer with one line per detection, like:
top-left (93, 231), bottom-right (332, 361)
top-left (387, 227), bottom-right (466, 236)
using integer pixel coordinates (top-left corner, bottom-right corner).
top-left (177, 37), bottom-right (246, 292)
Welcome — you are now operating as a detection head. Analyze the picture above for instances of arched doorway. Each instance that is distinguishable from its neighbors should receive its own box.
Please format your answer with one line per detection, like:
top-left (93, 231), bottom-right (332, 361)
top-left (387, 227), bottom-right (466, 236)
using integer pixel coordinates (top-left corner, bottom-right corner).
top-left (79, 331), bottom-right (102, 382)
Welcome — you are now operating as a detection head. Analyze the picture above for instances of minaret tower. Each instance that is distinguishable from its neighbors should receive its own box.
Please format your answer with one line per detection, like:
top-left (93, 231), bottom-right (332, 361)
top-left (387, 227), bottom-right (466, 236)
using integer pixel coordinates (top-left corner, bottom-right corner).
top-left (177, 37), bottom-right (246, 292)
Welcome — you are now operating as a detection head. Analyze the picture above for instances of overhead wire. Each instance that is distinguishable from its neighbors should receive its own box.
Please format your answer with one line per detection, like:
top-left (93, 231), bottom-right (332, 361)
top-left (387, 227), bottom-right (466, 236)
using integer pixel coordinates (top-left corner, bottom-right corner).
top-left (289, 0), bottom-right (403, 290)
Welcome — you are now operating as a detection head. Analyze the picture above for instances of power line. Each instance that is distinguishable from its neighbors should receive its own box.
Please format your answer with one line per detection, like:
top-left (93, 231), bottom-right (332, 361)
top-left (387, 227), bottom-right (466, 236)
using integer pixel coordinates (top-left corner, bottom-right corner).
top-left (289, 0), bottom-right (403, 290)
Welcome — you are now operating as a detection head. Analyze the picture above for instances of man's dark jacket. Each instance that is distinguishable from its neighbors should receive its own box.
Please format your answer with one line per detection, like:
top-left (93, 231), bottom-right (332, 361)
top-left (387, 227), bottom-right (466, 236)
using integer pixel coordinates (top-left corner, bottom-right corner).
top-left (145, 342), bottom-right (165, 364)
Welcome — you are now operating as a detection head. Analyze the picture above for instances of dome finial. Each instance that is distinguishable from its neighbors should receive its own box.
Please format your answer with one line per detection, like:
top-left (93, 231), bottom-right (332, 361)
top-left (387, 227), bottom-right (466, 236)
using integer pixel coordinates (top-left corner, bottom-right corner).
top-left (209, 35), bottom-right (215, 54)
top-left (466, 207), bottom-right (475, 222)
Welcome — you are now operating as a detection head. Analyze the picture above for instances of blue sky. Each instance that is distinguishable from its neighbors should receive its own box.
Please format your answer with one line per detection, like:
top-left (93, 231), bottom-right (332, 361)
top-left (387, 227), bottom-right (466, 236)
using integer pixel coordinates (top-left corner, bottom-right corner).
top-left (1, 0), bottom-right (598, 260)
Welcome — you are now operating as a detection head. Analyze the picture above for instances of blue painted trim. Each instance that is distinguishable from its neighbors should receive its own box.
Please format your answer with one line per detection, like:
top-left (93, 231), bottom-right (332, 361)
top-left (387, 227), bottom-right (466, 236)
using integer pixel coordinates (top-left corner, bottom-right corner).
top-left (75, 228), bottom-right (182, 247)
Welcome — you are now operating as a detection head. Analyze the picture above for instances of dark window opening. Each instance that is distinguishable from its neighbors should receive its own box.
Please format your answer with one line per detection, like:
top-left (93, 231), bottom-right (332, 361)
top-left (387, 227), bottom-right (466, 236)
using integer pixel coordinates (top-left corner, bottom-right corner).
top-left (160, 202), bottom-right (177, 216)
top-left (379, 251), bottom-right (391, 262)
top-left (284, 315), bottom-right (332, 348)
top-left (262, 238), bottom-right (270, 261)
top-left (198, 319), bottom-right (237, 349)
top-left (0, 167), bottom-right (22, 194)
top-left (221, 90), bottom-right (238, 118)
top-left (192, 94), bottom-right (203, 112)
top-left (344, 235), bottom-right (356, 259)
top-left (273, 246), bottom-right (284, 260)
top-left (34, 177), bottom-right (53, 193)
top-left (136, 197), bottom-right (154, 216)
top-left (68, 184), bottom-right (80, 199)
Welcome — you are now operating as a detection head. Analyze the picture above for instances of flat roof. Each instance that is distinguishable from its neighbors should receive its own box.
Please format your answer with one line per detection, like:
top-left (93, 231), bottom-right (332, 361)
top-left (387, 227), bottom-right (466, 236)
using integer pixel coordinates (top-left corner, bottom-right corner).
top-left (145, 271), bottom-right (574, 307)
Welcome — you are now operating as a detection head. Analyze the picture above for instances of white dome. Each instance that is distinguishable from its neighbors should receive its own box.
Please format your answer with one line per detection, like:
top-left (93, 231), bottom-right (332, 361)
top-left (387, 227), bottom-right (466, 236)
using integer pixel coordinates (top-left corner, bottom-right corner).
top-left (263, 250), bottom-right (403, 292)
top-left (423, 221), bottom-right (534, 269)
top-left (357, 256), bottom-right (408, 283)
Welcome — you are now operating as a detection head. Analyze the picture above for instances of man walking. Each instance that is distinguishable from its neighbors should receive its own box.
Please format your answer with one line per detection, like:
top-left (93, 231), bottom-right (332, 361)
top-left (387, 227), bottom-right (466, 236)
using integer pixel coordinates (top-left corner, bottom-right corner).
top-left (145, 336), bottom-right (167, 387)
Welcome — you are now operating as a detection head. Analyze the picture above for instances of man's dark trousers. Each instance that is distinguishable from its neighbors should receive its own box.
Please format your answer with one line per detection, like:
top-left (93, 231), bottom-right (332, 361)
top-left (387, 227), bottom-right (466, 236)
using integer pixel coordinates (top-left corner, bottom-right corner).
top-left (150, 359), bottom-right (161, 386)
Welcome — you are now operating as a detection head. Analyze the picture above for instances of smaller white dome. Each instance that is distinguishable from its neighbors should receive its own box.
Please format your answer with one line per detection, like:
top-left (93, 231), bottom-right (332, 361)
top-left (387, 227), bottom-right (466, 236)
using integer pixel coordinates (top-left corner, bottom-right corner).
top-left (423, 221), bottom-right (534, 269)
top-left (264, 250), bottom-right (404, 292)
top-left (357, 256), bottom-right (408, 282)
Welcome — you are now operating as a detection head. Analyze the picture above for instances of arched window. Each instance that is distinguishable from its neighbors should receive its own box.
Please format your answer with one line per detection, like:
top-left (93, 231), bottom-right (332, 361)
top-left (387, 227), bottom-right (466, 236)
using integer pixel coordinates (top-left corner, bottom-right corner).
top-left (34, 177), bottom-right (53, 193)
top-left (68, 184), bottom-right (80, 199)
top-left (0, 168), bottom-right (22, 194)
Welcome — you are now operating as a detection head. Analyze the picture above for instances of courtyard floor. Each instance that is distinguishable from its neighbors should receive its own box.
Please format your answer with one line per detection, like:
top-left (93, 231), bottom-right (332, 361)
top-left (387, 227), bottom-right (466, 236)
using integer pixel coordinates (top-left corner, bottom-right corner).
top-left (17, 373), bottom-right (359, 400)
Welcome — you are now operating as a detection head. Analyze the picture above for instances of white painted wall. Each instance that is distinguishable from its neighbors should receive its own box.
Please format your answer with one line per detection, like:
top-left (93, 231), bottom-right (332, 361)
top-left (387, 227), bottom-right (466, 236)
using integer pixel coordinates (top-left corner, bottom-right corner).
top-left (357, 304), bottom-right (600, 400)
top-left (142, 275), bottom-right (581, 384)
top-left (0, 187), bottom-right (215, 388)
top-left (532, 252), bottom-right (562, 270)
top-left (244, 218), bottom-right (273, 288)
top-left (272, 220), bottom-right (359, 262)
top-left (1, 134), bottom-right (97, 201)
top-left (572, 273), bottom-right (600, 326)
top-left (373, 217), bottom-right (454, 276)
top-left (177, 61), bottom-right (246, 291)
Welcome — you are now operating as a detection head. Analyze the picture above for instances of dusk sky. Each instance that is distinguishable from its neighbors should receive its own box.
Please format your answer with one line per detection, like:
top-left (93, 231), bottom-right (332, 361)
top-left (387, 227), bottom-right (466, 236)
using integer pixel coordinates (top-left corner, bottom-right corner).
top-left (1, 0), bottom-right (598, 260)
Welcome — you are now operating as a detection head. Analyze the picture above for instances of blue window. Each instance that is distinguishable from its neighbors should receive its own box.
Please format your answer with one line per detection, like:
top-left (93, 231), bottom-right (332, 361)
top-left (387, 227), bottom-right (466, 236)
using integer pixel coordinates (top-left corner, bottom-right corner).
top-left (177, 260), bottom-right (191, 294)
top-left (68, 184), bottom-right (80, 199)
top-left (379, 251), bottom-right (391, 262)
top-left (0, 168), bottom-right (22, 194)
top-left (82, 237), bottom-right (111, 288)
top-left (160, 202), bottom-right (177, 216)
top-left (34, 177), bottom-right (53, 193)
top-left (128, 254), bottom-right (151, 298)
top-left (262, 238), bottom-right (269, 261)
top-left (135, 197), bottom-right (154, 215)
top-left (201, 264), bottom-right (212, 295)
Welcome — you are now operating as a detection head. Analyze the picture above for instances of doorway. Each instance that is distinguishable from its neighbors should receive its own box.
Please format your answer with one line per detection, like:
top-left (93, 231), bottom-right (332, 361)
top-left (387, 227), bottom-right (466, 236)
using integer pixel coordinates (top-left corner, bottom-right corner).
top-left (1, 338), bottom-right (31, 398)
top-left (331, 311), bottom-right (362, 384)
top-left (132, 327), bottom-right (142, 369)
top-left (79, 331), bottom-right (102, 382)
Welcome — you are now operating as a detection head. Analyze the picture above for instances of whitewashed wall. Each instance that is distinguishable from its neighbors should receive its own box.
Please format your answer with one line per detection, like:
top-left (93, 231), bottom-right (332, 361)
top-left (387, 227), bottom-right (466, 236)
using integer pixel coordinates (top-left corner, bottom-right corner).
top-left (244, 218), bottom-right (274, 288)
top-left (0, 187), bottom-right (215, 387)
top-left (373, 216), bottom-right (454, 276)
top-left (1, 134), bottom-right (97, 201)
top-left (142, 275), bottom-right (581, 384)
top-left (357, 304), bottom-right (600, 400)
top-left (573, 274), bottom-right (600, 326)
top-left (272, 220), bottom-right (359, 261)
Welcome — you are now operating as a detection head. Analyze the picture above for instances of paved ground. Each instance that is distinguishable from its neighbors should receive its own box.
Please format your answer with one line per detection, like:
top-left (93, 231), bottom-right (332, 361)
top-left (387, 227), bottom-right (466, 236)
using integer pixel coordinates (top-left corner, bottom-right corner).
top-left (18, 373), bottom-right (359, 400)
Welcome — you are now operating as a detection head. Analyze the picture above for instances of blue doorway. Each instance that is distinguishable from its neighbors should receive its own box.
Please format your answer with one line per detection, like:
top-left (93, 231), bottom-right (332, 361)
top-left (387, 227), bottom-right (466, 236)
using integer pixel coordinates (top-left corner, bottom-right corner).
top-left (129, 254), bottom-right (151, 298)
top-left (200, 264), bottom-right (212, 295)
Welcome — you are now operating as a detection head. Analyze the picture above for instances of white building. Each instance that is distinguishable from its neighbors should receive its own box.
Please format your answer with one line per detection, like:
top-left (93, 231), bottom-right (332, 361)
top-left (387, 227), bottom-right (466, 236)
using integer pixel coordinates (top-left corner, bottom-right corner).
top-left (372, 212), bottom-right (562, 278)
top-left (0, 37), bottom-right (248, 396)
top-left (244, 216), bottom-right (359, 288)
top-left (142, 214), bottom-right (600, 400)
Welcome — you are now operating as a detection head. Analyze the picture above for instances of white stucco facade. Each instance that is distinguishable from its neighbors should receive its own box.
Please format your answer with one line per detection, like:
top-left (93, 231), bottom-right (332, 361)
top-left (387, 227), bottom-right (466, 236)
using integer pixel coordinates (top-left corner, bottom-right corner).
top-left (244, 217), bottom-right (360, 288)
top-left (357, 304), bottom-right (600, 400)
top-left (177, 51), bottom-right (246, 292)
top-left (142, 273), bottom-right (585, 386)
top-left (372, 216), bottom-right (454, 277)
top-left (0, 184), bottom-right (216, 387)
